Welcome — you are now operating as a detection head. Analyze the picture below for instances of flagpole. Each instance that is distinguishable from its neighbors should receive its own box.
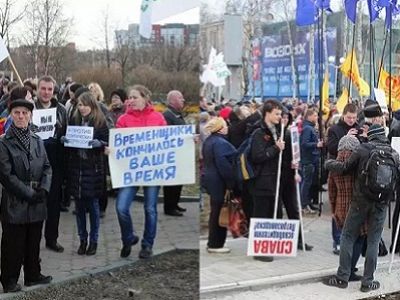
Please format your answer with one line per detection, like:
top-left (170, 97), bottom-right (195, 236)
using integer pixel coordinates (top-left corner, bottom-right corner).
top-left (348, 22), bottom-right (357, 101)
top-left (317, 7), bottom-right (324, 217)
top-left (377, 30), bottom-right (388, 85)
top-left (7, 56), bottom-right (23, 86)
top-left (389, 3), bottom-right (393, 120)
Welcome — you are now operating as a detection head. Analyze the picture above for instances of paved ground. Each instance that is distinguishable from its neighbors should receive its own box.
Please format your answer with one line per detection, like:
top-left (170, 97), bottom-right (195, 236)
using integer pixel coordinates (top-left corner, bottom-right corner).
top-left (0, 197), bottom-right (199, 298)
top-left (200, 193), bottom-right (400, 299)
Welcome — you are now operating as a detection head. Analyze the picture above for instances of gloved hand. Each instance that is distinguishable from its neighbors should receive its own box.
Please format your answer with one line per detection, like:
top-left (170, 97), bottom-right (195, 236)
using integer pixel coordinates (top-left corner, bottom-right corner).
top-left (29, 188), bottom-right (47, 204)
top-left (88, 139), bottom-right (103, 148)
top-left (60, 136), bottom-right (69, 144)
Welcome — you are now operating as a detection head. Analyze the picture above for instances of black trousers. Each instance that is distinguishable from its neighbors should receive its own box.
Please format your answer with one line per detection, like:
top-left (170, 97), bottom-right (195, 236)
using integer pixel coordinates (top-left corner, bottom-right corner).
top-left (208, 191), bottom-right (227, 248)
top-left (99, 158), bottom-right (109, 212)
top-left (241, 181), bottom-right (254, 225)
top-left (253, 195), bottom-right (275, 219)
top-left (1, 221), bottom-right (43, 288)
top-left (45, 170), bottom-right (62, 243)
top-left (163, 185), bottom-right (183, 212)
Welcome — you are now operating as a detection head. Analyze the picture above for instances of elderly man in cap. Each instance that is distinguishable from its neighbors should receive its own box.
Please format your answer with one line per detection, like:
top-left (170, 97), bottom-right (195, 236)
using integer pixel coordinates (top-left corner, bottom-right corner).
top-left (324, 123), bottom-right (399, 292)
top-left (0, 99), bottom-right (53, 293)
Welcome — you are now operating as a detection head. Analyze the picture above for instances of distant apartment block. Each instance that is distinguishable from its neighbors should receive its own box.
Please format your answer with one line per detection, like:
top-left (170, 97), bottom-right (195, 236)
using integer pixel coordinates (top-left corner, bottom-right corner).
top-left (115, 23), bottom-right (199, 47)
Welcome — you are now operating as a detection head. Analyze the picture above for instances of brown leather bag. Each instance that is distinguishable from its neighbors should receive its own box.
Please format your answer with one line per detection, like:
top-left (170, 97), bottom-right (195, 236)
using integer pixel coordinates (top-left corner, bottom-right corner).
top-left (218, 191), bottom-right (231, 228)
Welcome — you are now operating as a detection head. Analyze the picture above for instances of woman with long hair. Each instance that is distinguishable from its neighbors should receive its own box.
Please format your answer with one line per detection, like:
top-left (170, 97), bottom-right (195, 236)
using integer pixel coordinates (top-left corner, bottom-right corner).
top-left (64, 91), bottom-right (109, 256)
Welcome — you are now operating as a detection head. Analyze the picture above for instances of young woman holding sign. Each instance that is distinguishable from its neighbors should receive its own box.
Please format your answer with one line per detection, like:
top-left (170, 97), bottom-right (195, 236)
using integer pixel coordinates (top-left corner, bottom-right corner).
top-left (115, 84), bottom-right (167, 259)
top-left (63, 91), bottom-right (109, 256)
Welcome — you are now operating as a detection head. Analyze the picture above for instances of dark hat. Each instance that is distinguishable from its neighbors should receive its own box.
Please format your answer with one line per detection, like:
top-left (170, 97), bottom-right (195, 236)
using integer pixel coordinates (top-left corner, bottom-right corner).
top-left (9, 99), bottom-right (34, 112)
top-left (74, 87), bottom-right (90, 100)
top-left (364, 98), bottom-right (376, 107)
top-left (364, 104), bottom-right (383, 118)
top-left (69, 83), bottom-right (83, 94)
top-left (367, 124), bottom-right (385, 139)
top-left (110, 88), bottom-right (127, 103)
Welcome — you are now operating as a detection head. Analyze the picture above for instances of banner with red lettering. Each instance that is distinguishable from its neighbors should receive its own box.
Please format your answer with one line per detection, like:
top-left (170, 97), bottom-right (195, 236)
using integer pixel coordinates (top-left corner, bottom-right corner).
top-left (247, 218), bottom-right (299, 257)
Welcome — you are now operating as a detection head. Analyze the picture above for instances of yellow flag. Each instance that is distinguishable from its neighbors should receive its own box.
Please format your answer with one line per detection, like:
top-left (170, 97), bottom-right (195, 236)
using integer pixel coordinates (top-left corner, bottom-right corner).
top-left (340, 50), bottom-right (370, 96)
top-left (378, 66), bottom-right (400, 111)
top-left (322, 71), bottom-right (330, 120)
top-left (336, 88), bottom-right (349, 114)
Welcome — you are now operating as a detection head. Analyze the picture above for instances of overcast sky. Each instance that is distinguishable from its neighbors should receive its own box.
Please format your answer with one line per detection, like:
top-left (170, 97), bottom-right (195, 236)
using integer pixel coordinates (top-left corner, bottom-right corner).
top-left (52, 0), bottom-right (199, 50)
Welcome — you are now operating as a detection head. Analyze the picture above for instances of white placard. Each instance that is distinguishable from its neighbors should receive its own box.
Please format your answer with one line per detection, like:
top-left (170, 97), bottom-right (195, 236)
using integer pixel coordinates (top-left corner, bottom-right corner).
top-left (32, 108), bottom-right (57, 140)
top-left (247, 218), bottom-right (299, 257)
top-left (290, 125), bottom-right (301, 164)
top-left (374, 88), bottom-right (389, 113)
top-left (108, 125), bottom-right (196, 188)
top-left (392, 137), bottom-right (400, 155)
top-left (65, 126), bottom-right (94, 149)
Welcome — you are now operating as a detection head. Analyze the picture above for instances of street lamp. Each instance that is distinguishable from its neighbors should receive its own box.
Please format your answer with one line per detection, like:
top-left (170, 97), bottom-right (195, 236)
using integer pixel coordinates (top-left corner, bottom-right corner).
top-left (328, 56), bottom-right (345, 101)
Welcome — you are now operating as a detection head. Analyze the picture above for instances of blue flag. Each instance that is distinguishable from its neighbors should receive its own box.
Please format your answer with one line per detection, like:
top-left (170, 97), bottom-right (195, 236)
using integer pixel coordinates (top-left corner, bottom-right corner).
top-left (367, 0), bottom-right (383, 22)
top-left (344, 0), bottom-right (359, 23)
top-left (385, 0), bottom-right (400, 29)
top-left (296, 0), bottom-right (317, 26)
top-left (316, 0), bottom-right (332, 11)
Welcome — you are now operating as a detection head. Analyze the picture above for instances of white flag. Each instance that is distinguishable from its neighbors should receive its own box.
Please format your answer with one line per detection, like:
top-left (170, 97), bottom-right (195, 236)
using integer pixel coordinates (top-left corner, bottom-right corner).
top-left (139, 0), bottom-right (199, 39)
top-left (0, 37), bottom-right (9, 63)
top-left (200, 47), bottom-right (231, 87)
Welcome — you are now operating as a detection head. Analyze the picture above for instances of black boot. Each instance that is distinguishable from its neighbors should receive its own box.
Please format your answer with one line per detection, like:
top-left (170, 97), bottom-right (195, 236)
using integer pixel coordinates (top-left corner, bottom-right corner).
top-left (77, 240), bottom-right (87, 255)
top-left (86, 242), bottom-right (97, 255)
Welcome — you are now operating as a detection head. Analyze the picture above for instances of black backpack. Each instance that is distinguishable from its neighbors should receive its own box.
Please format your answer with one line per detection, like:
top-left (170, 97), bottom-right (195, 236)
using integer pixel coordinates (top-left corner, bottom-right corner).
top-left (361, 144), bottom-right (398, 202)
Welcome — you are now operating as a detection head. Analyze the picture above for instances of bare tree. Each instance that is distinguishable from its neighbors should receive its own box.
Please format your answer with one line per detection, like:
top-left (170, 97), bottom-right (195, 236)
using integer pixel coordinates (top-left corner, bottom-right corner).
top-left (21, 0), bottom-right (71, 77)
top-left (112, 32), bottom-right (131, 85)
top-left (0, 0), bottom-right (23, 43)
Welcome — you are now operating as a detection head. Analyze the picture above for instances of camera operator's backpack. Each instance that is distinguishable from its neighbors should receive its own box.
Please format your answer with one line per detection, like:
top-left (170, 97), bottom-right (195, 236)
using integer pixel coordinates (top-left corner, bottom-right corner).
top-left (361, 144), bottom-right (398, 202)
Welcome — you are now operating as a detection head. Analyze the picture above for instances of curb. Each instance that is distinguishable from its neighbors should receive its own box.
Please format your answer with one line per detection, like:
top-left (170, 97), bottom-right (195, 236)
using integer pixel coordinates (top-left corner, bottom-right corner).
top-left (136, 194), bottom-right (199, 203)
top-left (0, 246), bottom-right (198, 299)
top-left (200, 259), bottom-right (400, 299)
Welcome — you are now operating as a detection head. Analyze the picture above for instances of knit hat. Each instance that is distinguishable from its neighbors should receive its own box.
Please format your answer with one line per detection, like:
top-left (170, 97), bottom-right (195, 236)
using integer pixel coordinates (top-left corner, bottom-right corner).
top-left (204, 117), bottom-right (226, 133)
top-left (9, 98), bottom-right (34, 112)
top-left (367, 124), bottom-right (386, 139)
top-left (110, 88), bottom-right (127, 103)
top-left (364, 103), bottom-right (383, 118)
top-left (219, 106), bottom-right (232, 120)
top-left (74, 87), bottom-right (90, 100)
top-left (69, 83), bottom-right (83, 94)
top-left (338, 135), bottom-right (360, 151)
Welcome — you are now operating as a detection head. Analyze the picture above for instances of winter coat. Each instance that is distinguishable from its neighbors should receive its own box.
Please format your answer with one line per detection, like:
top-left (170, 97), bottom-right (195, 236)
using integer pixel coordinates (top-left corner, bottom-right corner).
top-left (116, 105), bottom-right (167, 128)
top-left (389, 111), bottom-right (400, 141)
top-left (0, 129), bottom-right (52, 224)
top-left (163, 106), bottom-right (186, 126)
top-left (327, 118), bottom-right (360, 159)
top-left (300, 119), bottom-right (320, 165)
top-left (66, 120), bottom-right (109, 200)
top-left (250, 123), bottom-right (282, 197)
top-left (228, 111), bottom-right (262, 149)
top-left (202, 133), bottom-right (237, 201)
top-left (325, 135), bottom-right (400, 204)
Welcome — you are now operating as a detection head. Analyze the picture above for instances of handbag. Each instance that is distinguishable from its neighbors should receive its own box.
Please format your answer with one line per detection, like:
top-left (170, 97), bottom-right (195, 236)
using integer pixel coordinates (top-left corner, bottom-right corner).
top-left (228, 195), bottom-right (248, 238)
top-left (218, 191), bottom-right (232, 228)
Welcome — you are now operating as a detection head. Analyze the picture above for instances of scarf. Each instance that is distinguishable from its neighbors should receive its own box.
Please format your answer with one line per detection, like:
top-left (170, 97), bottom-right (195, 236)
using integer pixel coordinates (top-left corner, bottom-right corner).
top-left (10, 123), bottom-right (30, 152)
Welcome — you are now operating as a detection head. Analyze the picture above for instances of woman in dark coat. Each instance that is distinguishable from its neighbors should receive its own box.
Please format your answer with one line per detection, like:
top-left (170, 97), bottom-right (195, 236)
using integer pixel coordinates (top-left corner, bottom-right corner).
top-left (0, 99), bottom-right (52, 293)
top-left (202, 117), bottom-right (237, 253)
top-left (64, 92), bottom-right (109, 256)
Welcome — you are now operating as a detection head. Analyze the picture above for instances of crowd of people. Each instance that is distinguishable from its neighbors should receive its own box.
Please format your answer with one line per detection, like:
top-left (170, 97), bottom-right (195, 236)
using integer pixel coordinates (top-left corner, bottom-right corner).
top-left (200, 95), bottom-right (400, 292)
top-left (0, 74), bottom-right (189, 293)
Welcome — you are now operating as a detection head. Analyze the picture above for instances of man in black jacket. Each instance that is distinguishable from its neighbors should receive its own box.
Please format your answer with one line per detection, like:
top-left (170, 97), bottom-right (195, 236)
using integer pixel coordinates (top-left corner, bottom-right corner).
top-left (162, 90), bottom-right (186, 217)
top-left (324, 124), bottom-right (399, 292)
top-left (34, 75), bottom-right (67, 253)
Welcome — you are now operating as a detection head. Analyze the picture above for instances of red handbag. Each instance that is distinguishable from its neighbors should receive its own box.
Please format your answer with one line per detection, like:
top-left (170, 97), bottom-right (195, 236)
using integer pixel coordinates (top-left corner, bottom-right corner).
top-left (228, 195), bottom-right (248, 238)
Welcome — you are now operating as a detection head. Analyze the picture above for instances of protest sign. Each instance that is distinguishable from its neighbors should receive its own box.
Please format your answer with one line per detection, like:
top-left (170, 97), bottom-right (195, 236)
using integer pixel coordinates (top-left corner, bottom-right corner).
top-left (290, 125), bottom-right (301, 164)
top-left (374, 88), bottom-right (389, 114)
top-left (108, 125), bottom-right (196, 188)
top-left (247, 218), bottom-right (299, 257)
top-left (64, 126), bottom-right (94, 149)
top-left (392, 137), bottom-right (400, 155)
top-left (32, 108), bottom-right (57, 140)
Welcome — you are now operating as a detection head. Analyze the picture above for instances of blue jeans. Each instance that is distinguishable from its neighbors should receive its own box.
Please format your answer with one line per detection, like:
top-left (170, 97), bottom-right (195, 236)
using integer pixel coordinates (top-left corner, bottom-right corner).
top-left (332, 218), bottom-right (342, 249)
top-left (300, 163), bottom-right (316, 208)
top-left (337, 200), bottom-right (387, 286)
top-left (116, 186), bottom-right (160, 248)
top-left (75, 199), bottom-right (100, 243)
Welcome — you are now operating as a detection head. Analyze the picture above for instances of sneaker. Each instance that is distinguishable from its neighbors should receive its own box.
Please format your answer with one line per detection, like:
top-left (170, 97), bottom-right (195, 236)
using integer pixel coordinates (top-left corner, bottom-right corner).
top-left (139, 247), bottom-right (153, 259)
top-left (308, 204), bottom-right (319, 211)
top-left (302, 207), bottom-right (317, 215)
top-left (333, 245), bottom-right (340, 255)
top-left (120, 236), bottom-right (139, 258)
top-left (207, 247), bottom-right (231, 254)
top-left (25, 274), bottom-right (52, 287)
top-left (322, 276), bottom-right (348, 289)
top-left (360, 280), bottom-right (380, 292)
